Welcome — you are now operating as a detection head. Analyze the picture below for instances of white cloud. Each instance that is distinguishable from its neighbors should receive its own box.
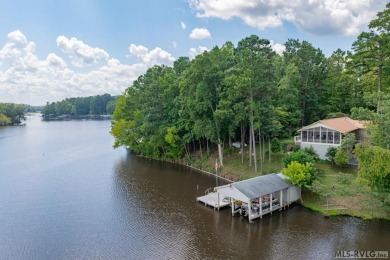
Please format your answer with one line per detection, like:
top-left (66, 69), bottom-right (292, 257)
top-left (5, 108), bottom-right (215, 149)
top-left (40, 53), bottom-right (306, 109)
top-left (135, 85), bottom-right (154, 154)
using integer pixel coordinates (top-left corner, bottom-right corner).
top-left (0, 30), bottom-right (147, 105)
top-left (270, 40), bottom-right (285, 55)
top-left (129, 44), bottom-right (175, 66)
top-left (172, 41), bottom-right (178, 49)
top-left (56, 36), bottom-right (109, 67)
top-left (181, 21), bottom-right (187, 29)
top-left (189, 28), bottom-right (211, 40)
top-left (189, 46), bottom-right (209, 58)
top-left (46, 53), bottom-right (67, 68)
top-left (189, 0), bottom-right (388, 36)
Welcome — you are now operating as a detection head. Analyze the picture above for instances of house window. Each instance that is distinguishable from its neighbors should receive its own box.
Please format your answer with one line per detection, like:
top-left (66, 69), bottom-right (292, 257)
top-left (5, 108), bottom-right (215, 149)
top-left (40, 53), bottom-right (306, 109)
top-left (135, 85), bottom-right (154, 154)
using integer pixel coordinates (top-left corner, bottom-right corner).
top-left (327, 130), bottom-right (334, 144)
top-left (314, 127), bottom-right (320, 143)
top-left (334, 132), bottom-right (341, 144)
top-left (302, 130), bottom-right (308, 142)
top-left (308, 129), bottom-right (314, 142)
top-left (321, 127), bottom-right (327, 143)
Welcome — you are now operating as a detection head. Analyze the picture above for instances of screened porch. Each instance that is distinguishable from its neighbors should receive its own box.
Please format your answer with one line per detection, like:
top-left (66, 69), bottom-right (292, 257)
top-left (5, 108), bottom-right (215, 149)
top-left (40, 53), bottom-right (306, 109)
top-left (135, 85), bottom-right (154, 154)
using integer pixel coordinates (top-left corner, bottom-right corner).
top-left (301, 126), bottom-right (342, 144)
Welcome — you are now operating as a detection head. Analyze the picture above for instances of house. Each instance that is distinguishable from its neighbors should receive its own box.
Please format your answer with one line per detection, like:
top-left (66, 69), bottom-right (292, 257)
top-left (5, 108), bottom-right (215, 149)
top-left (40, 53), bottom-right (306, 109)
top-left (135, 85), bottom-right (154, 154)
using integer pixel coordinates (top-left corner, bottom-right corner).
top-left (294, 117), bottom-right (366, 160)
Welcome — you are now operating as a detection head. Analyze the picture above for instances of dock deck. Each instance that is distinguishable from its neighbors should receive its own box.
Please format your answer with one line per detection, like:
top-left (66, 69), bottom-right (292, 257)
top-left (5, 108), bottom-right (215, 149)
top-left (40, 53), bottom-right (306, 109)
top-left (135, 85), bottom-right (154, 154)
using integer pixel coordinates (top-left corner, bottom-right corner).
top-left (196, 192), bottom-right (230, 210)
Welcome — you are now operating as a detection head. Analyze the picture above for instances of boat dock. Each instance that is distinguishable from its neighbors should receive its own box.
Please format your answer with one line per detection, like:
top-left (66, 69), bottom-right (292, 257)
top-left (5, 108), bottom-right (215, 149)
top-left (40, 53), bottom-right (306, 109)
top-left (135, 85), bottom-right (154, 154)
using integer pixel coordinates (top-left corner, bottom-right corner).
top-left (196, 192), bottom-right (230, 210)
top-left (196, 173), bottom-right (301, 223)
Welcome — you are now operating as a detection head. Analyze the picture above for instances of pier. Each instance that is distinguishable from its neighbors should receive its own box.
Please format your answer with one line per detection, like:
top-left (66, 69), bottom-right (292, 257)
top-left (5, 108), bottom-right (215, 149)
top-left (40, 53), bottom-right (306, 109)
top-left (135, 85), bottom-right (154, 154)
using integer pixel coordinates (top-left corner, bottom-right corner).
top-left (196, 173), bottom-right (301, 223)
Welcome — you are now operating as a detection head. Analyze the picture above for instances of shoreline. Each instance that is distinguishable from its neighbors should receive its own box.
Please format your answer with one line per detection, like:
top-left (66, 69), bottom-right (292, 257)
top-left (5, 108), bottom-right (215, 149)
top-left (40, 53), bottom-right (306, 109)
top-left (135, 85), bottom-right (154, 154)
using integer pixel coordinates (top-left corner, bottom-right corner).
top-left (134, 153), bottom-right (389, 221)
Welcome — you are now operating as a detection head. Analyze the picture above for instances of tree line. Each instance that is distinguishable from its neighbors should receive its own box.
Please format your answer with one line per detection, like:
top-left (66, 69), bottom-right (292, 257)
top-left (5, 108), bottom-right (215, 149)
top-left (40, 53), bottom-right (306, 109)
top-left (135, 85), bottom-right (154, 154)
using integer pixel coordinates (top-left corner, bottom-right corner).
top-left (0, 103), bottom-right (28, 126)
top-left (112, 5), bottom-right (390, 190)
top-left (41, 94), bottom-right (118, 119)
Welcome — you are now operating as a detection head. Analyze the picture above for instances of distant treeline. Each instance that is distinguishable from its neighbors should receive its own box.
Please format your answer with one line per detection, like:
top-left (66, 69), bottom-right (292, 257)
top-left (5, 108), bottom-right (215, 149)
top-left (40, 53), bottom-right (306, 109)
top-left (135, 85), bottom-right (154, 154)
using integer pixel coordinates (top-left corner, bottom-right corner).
top-left (0, 103), bottom-right (29, 126)
top-left (41, 94), bottom-right (118, 119)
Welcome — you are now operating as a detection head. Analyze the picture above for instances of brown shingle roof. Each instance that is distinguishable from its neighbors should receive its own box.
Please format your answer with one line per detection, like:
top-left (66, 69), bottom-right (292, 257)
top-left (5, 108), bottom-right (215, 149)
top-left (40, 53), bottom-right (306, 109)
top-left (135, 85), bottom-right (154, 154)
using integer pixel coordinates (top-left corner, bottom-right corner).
top-left (303, 117), bottom-right (365, 133)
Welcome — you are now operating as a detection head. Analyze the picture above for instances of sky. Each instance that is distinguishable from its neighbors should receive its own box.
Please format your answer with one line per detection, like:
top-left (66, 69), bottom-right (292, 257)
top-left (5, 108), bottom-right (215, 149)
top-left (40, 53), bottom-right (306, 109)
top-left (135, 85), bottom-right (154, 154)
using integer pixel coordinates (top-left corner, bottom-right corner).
top-left (0, 0), bottom-right (388, 106)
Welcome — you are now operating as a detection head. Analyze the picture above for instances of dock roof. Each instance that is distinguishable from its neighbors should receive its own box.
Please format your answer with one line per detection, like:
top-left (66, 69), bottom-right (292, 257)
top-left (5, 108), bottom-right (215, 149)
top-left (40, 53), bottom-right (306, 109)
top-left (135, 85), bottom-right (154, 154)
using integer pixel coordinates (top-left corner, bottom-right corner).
top-left (216, 174), bottom-right (292, 202)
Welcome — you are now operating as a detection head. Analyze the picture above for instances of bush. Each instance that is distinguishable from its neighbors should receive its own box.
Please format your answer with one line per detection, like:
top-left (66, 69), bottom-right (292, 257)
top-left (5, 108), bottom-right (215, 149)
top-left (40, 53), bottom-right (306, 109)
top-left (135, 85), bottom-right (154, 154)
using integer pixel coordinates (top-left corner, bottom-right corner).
top-left (282, 161), bottom-right (316, 186)
top-left (282, 142), bottom-right (300, 153)
top-left (335, 150), bottom-right (350, 166)
top-left (303, 146), bottom-right (319, 161)
top-left (282, 150), bottom-right (315, 168)
top-left (325, 147), bottom-right (338, 163)
top-left (271, 138), bottom-right (281, 153)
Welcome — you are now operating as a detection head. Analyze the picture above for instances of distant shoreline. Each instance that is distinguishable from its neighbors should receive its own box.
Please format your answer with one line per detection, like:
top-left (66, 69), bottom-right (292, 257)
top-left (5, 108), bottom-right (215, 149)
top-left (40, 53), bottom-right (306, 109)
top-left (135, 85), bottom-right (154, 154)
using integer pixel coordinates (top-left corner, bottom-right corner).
top-left (42, 114), bottom-right (112, 121)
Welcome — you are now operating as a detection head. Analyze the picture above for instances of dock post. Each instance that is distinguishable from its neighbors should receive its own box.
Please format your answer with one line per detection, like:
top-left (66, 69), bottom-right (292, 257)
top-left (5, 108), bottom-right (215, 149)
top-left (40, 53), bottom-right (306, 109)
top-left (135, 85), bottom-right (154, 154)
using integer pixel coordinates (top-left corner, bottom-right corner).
top-left (259, 196), bottom-right (262, 219)
top-left (217, 192), bottom-right (220, 211)
top-left (248, 201), bottom-right (252, 223)
top-left (270, 193), bottom-right (273, 214)
top-left (231, 199), bottom-right (235, 216)
top-left (280, 190), bottom-right (283, 211)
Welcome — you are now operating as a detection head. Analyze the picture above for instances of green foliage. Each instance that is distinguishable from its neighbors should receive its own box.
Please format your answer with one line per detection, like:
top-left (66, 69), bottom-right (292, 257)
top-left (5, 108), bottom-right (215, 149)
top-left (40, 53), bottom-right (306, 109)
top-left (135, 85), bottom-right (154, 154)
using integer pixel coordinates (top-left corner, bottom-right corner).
top-left (42, 94), bottom-right (117, 118)
top-left (282, 161), bottom-right (316, 186)
top-left (354, 143), bottom-right (390, 192)
top-left (109, 4), bottom-right (390, 169)
top-left (325, 146), bottom-right (338, 163)
top-left (0, 103), bottom-right (28, 125)
top-left (302, 146), bottom-right (319, 161)
top-left (270, 138), bottom-right (281, 153)
top-left (326, 112), bottom-right (348, 119)
top-left (350, 107), bottom-right (375, 120)
top-left (335, 150), bottom-right (350, 166)
top-left (282, 142), bottom-right (300, 153)
top-left (282, 150), bottom-right (315, 168)
top-left (0, 113), bottom-right (11, 126)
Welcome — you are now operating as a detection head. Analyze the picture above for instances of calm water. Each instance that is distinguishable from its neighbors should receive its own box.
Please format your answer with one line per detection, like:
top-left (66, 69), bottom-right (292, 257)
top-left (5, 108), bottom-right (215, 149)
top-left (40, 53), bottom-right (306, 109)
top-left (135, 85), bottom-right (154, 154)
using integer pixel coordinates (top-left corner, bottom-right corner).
top-left (0, 114), bottom-right (388, 259)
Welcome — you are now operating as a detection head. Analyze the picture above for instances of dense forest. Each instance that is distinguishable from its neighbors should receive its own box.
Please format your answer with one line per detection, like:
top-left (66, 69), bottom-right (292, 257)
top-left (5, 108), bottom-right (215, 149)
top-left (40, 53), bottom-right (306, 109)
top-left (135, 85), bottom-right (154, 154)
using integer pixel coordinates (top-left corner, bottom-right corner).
top-left (112, 6), bottom-right (390, 191)
top-left (41, 94), bottom-right (118, 119)
top-left (0, 103), bottom-right (28, 126)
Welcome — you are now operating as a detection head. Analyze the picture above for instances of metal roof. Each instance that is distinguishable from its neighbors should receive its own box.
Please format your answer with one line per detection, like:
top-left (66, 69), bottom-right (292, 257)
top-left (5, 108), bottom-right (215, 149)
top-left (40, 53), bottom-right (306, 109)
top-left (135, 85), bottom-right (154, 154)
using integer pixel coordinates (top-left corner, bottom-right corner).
top-left (232, 174), bottom-right (292, 200)
top-left (300, 117), bottom-right (365, 134)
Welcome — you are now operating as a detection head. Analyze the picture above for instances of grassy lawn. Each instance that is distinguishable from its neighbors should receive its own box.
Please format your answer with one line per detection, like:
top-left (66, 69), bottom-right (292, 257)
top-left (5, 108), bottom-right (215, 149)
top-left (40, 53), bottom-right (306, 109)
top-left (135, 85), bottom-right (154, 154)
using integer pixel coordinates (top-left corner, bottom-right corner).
top-left (188, 142), bottom-right (390, 220)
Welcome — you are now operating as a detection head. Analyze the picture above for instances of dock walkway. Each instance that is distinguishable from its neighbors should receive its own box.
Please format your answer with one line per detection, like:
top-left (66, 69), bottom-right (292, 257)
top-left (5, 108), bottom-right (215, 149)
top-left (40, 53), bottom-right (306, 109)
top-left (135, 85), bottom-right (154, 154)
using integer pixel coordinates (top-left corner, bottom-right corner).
top-left (196, 192), bottom-right (230, 210)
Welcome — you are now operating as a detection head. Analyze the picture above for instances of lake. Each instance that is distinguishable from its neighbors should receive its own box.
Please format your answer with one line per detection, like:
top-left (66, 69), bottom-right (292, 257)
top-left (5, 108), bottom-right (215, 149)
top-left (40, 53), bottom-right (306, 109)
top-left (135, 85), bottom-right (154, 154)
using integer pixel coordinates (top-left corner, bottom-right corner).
top-left (0, 114), bottom-right (388, 259)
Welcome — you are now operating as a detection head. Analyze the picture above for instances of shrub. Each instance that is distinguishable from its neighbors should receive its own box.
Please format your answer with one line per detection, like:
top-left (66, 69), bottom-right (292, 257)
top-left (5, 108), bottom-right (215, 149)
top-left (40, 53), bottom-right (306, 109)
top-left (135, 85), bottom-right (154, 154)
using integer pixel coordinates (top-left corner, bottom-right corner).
top-left (282, 142), bottom-right (300, 153)
top-left (282, 150), bottom-right (315, 168)
top-left (271, 138), bottom-right (281, 153)
top-left (325, 146), bottom-right (338, 164)
top-left (303, 146), bottom-right (319, 161)
top-left (335, 150), bottom-right (350, 166)
top-left (282, 161), bottom-right (316, 186)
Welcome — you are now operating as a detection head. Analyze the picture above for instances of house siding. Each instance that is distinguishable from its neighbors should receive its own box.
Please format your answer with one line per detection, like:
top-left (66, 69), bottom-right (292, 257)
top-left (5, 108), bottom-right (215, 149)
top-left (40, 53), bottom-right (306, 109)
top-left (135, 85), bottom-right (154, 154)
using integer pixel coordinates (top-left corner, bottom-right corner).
top-left (300, 143), bottom-right (340, 160)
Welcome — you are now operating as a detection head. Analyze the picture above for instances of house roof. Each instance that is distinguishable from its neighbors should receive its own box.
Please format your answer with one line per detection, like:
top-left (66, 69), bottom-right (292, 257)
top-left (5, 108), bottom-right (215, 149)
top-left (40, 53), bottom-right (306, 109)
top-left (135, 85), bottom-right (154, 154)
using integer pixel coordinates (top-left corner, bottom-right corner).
top-left (302, 117), bottom-right (365, 133)
top-left (216, 174), bottom-right (292, 202)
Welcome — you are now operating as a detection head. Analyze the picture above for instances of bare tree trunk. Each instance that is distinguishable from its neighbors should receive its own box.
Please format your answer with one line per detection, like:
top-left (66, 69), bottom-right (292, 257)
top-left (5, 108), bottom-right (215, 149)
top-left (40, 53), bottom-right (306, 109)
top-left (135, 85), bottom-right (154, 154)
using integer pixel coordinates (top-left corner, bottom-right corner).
top-left (249, 124), bottom-right (252, 167)
top-left (377, 65), bottom-right (382, 114)
top-left (259, 127), bottom-right (262, 175)
top-left (251, 121), bottom-right (257, 172)
top-left (192, 140), bottom-right (196, 153)
top-left (218, 143), bottom-right (223, 167)
top-left (268, 137), bottom-right (271, 163)
top-left (241, 123), bottom-right (244, 164)
top-left (183, 142), bottom-right (190, 160)
top-left (229, 135), bottom-right (232, 147)
top-left (262, 135), bottom-right (265, 163)
top-left (207, 139), bottom-right (209, 155)
top-left (199, 139), bottom-right (203, 157)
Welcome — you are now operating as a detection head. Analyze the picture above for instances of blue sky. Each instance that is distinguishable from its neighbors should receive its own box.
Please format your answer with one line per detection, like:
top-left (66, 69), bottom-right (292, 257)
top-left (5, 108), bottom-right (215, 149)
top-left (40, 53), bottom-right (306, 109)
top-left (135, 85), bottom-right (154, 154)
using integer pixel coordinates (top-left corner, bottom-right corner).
top-left (0, 0), bottom-right (388, 105)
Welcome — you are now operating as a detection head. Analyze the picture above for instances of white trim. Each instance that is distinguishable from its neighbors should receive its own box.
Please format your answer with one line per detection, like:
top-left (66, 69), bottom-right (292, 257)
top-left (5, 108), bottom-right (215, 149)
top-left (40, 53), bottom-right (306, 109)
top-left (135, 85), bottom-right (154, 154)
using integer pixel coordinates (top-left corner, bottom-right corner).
top-left (301, 122), bottom-right (339, 132)
top-left (300, 141), bottom-right (341, 146)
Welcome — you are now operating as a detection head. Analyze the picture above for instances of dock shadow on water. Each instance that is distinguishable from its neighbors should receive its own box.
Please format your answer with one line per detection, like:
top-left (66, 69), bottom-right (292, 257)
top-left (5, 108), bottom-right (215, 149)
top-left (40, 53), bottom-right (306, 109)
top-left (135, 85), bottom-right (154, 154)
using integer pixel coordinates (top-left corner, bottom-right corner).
top-left (0, 115), bottom-right (388, 259)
